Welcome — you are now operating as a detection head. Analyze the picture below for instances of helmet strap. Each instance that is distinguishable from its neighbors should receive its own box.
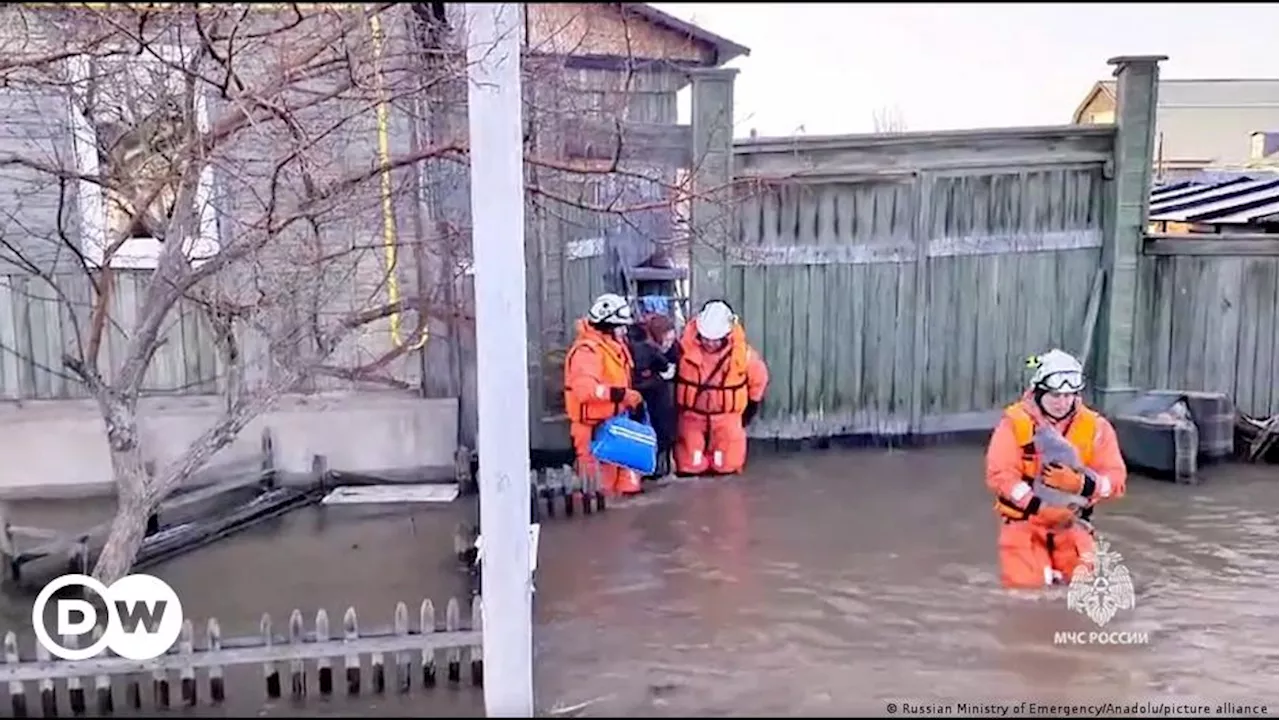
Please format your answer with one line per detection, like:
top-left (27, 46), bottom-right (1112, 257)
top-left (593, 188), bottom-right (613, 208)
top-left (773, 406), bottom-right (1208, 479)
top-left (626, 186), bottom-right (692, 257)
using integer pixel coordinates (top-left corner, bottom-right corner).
top-left (589, 320), bottom-right (622, 333)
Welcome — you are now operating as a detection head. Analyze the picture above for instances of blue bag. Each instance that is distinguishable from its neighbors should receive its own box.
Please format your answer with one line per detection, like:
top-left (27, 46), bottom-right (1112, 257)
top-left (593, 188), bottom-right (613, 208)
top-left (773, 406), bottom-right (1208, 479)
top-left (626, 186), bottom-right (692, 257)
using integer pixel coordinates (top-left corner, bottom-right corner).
top-left (590, 409), bottom-right (658, 475)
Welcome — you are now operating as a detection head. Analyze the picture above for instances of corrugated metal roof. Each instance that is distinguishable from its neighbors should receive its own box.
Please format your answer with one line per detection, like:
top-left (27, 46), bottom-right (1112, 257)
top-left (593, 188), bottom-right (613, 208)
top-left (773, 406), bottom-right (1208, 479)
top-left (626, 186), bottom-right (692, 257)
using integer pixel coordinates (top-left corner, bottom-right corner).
top-left (1205, 203), bottom-right (1279, 225)
top-left (1150, 175), bottom-right (1279, 224)
top-left (1150, 177), bottom-right (1248, 205)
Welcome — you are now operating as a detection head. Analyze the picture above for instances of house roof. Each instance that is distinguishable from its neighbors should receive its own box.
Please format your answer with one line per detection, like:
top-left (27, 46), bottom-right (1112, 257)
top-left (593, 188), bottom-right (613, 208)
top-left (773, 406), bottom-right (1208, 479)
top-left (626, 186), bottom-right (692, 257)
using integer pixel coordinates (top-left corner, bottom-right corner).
top-left (1149, 174), bottom-right (1279, 225)
top-left (622, 3), bottom-right (750, 65)
top-left (1071, 81), bottom-right (1117, 123)
top-left (1072, 78), bottom-right (1279, 123)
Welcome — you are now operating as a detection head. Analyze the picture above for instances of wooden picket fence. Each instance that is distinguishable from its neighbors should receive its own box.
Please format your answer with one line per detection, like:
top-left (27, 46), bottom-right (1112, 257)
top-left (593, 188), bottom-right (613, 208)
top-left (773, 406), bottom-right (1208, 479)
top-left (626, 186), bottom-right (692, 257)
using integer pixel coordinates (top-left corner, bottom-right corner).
top-left (0, 596), bottom-right (483, 716)
top-left (530, 466), bottom-right (609, 522)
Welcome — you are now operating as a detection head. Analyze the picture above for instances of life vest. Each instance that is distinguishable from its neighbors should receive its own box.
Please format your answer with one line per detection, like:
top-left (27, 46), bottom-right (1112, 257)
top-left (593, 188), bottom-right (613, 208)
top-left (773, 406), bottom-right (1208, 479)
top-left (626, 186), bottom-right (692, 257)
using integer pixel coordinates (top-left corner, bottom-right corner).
top-left (674, 322), bottom-right (749, 416)
top-left (994, 401), bottom-right (1099, 523)
top-left (563, 322), bottom-right (634, 425)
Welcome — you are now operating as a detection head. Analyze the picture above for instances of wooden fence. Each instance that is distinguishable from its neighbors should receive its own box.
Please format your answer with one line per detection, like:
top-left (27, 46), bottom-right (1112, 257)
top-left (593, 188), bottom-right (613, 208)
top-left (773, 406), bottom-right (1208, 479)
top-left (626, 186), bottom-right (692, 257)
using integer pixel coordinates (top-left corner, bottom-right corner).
top-left (0, 269), bottom-right (425, 401)
top-left (0, 272), bottom-right (224, 401)
top-left (1137, 236), bottom-right (1278, 418)
top-left (531, 466), bottom-right (607, 521)
top-left (0, 596), bottom-right (482, 716)
top-left (726, 127), bottom-right (1116, 439)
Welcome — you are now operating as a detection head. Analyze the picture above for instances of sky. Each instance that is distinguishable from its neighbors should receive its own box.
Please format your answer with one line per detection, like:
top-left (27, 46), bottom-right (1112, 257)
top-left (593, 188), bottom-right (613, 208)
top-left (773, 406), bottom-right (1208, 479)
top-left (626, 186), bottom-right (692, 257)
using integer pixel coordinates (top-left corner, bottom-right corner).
top-left (654, 3), bottom-right (1280, 138)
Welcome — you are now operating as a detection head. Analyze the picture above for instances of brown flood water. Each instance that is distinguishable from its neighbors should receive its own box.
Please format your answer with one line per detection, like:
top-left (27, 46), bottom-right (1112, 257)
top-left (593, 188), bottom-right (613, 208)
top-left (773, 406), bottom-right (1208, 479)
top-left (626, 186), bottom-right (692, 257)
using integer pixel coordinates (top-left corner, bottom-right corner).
top-left (1, 444), bottom-right (1277, 717)
top-left (531, 444), bottom-right (1278, 717)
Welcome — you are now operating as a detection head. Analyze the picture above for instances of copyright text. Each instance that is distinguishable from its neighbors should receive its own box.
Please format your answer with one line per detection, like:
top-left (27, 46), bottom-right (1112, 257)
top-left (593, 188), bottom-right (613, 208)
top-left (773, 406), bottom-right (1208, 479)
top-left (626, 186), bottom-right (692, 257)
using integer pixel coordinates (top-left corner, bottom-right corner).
top-left (882, 701), bottom-right (1272, 717)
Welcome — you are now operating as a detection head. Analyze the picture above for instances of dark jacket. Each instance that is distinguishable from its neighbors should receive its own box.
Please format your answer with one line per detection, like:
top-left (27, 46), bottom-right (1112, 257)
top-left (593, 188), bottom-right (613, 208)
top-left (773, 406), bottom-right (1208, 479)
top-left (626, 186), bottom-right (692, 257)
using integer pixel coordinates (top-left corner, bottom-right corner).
top-left (628, 332), bottom-right (679, 452)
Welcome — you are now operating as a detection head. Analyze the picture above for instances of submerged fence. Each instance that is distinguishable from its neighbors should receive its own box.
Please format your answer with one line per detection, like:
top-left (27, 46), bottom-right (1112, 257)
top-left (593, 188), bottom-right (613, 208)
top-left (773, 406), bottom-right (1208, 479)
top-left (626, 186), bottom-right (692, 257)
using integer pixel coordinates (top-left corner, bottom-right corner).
top-left (0, 597), bottom-right (482, 716)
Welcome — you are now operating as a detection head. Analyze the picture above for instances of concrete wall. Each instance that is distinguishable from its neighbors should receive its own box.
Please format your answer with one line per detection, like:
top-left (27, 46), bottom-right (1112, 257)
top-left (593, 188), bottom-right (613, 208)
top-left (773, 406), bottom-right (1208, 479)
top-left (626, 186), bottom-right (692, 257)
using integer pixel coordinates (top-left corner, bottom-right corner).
top-left (0, 392), bottom-right (457, 499)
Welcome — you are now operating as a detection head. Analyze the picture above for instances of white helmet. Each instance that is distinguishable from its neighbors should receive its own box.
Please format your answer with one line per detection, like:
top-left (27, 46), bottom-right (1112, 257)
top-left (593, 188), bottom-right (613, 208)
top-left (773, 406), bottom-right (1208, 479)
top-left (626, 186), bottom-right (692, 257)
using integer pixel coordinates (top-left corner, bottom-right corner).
top-left (586, 293), bottom-right (634, 326)
top-left (1028, 349), bottom-right (1085, 393)
top-left (695, 300), bottom-right (735, 341)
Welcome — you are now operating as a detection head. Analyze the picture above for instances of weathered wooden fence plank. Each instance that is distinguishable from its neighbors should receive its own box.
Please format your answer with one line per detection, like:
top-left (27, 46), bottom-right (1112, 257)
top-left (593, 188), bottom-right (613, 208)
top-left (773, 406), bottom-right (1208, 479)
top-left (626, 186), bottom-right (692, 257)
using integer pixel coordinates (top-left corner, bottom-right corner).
top-left (93, 626), bottom-right (111, 715)
top-left (206, 619), bottom-right (224, 704)
top-left (1143, 254), bottom-right (1279, 417)
top-left (728, 155), bottom-right (1135, 440)
top-left (0, 597), bottom-right (483, 702)
top-left (728, 116), bottom-right (1275, 439)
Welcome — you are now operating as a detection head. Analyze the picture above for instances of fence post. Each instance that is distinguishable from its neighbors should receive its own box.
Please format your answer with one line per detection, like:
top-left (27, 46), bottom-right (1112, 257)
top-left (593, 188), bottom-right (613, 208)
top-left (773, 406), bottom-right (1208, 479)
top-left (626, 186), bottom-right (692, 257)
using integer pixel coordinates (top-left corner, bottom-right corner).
top-left (0, 504), bottom-right (15, 588)
top-left (1097, 55), bottom-right (1166, 413)
top-left (260, 428), bottom-right (276, 490)
top-left (311, 454), bottom-right (328, 490)
top-left (688, 67), bottom-right (738, 310)
top-left (908, 173), bottom-right (935, 436)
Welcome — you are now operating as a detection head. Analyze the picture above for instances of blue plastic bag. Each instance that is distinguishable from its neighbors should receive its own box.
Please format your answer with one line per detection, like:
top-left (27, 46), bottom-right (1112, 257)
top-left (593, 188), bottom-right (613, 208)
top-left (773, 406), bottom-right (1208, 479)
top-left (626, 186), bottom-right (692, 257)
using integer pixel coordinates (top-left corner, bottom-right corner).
top-left (590, 409), bottom-right (658, 475)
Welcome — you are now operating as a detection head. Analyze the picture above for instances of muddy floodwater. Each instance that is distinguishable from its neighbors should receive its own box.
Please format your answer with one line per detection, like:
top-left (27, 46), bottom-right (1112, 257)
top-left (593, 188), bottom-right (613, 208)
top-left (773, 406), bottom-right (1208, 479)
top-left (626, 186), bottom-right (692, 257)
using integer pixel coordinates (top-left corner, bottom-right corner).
top-left (535, 445), bottom-right (1278, 716)
top-left (1, 443), bottom-right (1276, 717)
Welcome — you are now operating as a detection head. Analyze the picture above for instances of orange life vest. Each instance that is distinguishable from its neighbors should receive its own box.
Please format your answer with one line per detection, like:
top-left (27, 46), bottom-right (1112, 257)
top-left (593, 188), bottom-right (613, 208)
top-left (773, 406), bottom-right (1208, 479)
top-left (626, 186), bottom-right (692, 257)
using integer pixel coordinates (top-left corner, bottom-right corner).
top-left (994, 402), bottom-right (1099, 522)
top-left (563, 324), bottom-right (634, 425)
top-left (674, 322), bottom-right (749, 416)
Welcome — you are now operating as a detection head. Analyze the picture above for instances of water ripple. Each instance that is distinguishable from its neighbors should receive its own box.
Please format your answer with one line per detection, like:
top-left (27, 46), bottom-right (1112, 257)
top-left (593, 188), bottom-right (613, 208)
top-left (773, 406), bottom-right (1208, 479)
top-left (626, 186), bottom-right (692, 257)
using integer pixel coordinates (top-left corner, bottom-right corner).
top-left (533, 447), bottom-right (1278, 716)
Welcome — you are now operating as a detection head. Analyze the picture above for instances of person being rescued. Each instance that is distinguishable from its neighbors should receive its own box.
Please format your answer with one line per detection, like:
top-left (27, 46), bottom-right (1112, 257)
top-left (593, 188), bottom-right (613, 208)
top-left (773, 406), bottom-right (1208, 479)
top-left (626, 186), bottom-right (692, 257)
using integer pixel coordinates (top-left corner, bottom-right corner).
top-left (673, 299), bottom-right (769, 477)
top-left (985, 349), bottom-right (1127, 589)
top-left (563, 292), bottom-right (646, 497)
top-left (628, 313), bottom-right (680, 483)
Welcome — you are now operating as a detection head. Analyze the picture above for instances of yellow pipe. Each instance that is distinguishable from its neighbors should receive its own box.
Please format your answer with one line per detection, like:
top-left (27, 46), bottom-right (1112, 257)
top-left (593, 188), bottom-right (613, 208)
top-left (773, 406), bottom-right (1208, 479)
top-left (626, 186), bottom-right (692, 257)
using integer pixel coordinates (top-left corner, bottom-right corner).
top-left (369, 11), bottom-right (429, 352)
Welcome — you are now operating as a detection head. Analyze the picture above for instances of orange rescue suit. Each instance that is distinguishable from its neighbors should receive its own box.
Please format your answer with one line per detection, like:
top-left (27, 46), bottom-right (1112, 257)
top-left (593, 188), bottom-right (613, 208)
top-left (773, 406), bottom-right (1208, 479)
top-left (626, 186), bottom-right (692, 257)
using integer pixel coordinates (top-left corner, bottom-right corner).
top-left (563, 320), bottom-right (642, 496)
top-left (985, 393), bottom-right (1127, 589)
top-left (673, 321), bottom-right (769, 475)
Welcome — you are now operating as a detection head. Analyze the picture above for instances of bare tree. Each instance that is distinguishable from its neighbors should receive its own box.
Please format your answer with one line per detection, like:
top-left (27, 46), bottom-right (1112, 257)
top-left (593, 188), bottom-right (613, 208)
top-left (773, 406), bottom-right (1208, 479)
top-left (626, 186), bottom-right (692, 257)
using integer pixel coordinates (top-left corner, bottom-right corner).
top-left (0, 3), bottom-right (746, 583)
top-left (871, 104), bottom-right (908, 134)
top-left (0, 3), bottom-right (478, 582)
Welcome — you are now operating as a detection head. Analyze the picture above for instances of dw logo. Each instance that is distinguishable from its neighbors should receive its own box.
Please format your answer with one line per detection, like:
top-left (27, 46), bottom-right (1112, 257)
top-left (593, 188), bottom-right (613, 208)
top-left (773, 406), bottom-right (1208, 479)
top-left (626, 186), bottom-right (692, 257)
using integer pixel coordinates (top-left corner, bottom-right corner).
top-left (32, 574), bottom-right (184, 661)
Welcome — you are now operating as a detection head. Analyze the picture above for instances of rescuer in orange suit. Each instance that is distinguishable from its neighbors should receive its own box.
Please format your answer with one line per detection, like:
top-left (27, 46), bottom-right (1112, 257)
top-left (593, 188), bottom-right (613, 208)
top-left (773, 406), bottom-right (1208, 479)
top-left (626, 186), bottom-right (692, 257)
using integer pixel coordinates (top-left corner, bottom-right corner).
top-left (673, 299), bottom-right (770, 476)
top-left (563, 292), bottom-right (645, 497)
top-left (985, 349), bottom-right (1128, 589)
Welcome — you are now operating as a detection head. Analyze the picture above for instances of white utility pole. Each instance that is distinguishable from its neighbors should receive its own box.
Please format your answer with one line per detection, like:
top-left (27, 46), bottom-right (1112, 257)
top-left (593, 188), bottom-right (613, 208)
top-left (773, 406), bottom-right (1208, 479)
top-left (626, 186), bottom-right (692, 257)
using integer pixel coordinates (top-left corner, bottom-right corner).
top-left (465, 3), bottom-right (535, 717)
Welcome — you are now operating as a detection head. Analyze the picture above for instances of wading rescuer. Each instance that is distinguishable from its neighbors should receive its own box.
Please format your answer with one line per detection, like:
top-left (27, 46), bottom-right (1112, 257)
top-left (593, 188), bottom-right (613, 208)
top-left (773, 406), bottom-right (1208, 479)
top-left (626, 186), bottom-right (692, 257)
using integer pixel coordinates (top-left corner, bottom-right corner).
top-left (564, 293), bottom-right (645, 497)
top-left (674, 300), bottom-right (769, 476)
top-left (985, 349), bottom-right (1127, 589)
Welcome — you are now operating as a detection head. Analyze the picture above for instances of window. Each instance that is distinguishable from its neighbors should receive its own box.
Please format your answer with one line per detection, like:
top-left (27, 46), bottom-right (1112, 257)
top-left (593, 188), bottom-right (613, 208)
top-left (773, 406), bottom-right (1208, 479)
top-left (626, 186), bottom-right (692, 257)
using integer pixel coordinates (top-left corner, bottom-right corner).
top-left (66, 49), bottom-right (219, 269)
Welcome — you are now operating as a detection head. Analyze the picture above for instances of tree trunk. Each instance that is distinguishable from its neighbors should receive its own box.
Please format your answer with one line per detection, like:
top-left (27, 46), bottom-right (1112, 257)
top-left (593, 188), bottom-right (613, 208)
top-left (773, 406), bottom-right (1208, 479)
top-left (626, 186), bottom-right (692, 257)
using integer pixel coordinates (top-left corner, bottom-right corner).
top-left (92, 402), bottom-right (153, 585)
top-left (93, 497), bottom-right (150, 585)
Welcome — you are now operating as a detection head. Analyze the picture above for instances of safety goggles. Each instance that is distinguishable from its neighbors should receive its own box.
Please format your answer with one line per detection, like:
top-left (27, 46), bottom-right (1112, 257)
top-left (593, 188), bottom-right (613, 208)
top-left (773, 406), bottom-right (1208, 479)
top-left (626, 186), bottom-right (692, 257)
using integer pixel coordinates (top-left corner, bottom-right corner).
top-left (1037, 371), bottom-right (1085, 393)
top-left (605, 305), bottom-right (635, 325)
